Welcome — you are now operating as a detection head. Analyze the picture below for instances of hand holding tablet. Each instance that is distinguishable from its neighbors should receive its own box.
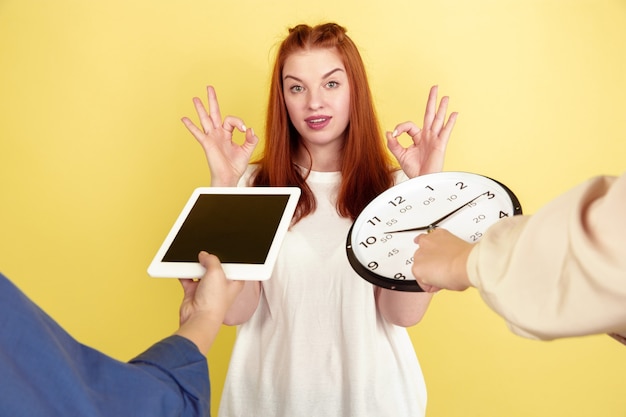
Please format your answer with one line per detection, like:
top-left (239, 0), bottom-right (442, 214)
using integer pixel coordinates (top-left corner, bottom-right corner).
top-left (148, 187), bottom-right (301, 280)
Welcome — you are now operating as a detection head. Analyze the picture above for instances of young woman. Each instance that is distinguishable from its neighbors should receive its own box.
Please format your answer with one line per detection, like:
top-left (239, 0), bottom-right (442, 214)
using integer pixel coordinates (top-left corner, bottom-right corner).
top-left (182, 22), bottom-right (458, 417)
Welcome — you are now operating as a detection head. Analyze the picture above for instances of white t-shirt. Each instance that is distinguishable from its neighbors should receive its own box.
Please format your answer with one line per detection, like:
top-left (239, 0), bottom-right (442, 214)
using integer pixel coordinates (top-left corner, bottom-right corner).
top-left (218, 168), bottom-right (426, 417)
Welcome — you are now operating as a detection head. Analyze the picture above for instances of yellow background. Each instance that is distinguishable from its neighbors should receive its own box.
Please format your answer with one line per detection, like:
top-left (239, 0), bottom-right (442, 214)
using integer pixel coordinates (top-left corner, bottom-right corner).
top-left (1, 1), bottom-right (624, 416)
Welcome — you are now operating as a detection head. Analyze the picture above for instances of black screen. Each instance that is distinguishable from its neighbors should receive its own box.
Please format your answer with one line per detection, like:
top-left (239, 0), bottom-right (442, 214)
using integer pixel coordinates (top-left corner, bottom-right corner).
top-left (162, 194), bottom-right (290, 264)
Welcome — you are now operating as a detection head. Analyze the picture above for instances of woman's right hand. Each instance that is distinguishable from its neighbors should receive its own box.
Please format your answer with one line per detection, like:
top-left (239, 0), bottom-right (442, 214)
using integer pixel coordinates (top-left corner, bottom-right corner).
top-left (182, 85), bottom-right (259, 186)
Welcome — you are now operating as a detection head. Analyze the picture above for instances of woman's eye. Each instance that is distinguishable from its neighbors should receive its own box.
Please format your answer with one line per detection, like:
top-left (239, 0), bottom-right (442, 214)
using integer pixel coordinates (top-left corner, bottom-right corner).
top-left (326, 81), bottom-right (339, 88)
top-left (290, 85), bottom-right (304, 93)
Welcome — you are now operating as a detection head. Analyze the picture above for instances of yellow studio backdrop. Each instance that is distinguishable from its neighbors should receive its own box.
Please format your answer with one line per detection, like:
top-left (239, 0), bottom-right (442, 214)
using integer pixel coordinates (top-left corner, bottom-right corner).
top-left (1, 0), bottom-right (624, 416)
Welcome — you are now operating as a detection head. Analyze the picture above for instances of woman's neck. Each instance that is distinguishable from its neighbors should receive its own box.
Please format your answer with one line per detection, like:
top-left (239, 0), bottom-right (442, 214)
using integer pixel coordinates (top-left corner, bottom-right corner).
top-left (294, 143), bottom-right (343, 172)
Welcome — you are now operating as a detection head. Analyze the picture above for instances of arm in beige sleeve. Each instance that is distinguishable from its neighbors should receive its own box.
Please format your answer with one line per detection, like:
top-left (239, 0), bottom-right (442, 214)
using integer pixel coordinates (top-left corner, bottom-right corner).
top-left (467, 174), bottom-right (626, 340)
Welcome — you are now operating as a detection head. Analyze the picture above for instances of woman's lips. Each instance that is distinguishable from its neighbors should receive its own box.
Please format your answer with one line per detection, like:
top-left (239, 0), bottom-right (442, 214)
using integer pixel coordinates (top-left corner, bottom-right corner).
top-left (305, 115), bottom-right (331, 130)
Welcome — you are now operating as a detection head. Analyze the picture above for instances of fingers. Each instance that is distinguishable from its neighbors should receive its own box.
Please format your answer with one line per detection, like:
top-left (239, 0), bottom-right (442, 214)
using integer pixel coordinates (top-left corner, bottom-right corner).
top-left (205, 86), bottom-right (254, 139)
top-left (438, 111), bottom-right (459, 145)
top-left (411, 262), bottom-right (436, 292)
top-left (422, 85), bottom-right (439, 131)
top-left (413, 228), bottom-right (450, 244)
top-left (243, 127), bottom-right (260, 153)
top-left (194, 87), bottom-right (240, 135)
top-left (198, 250), bottom-right (221, 270)
top-left (411, 234), bottom-right (436, 292)
top-left (180, 96), bottom-right (216, 147)
top-left (391, 122), bottom-right (421, 140)
top-left (181, 116), bottom-right (207, 144)
top-left (417, 281), bottom-right (441, 293)
top-left (389, 84), bottom-right (456, 145)
top-left (188, 97), bottom-right (211, 135)
top-left (198, 86), bottom-right (249, 134)
top-left (182, 113), bottom-right (250, 139)
top-left (222, 115), bottom-right (247, 134)
top-left (388, 123), bottom-right (423, 155)
top-left (197, 251), bottom-right (245, 305)
top-left (423, 85), bottom-right (456, 135)
top-left (206, 86), bottom-right (223, 129)
top-left (179, 277), bottom-right (196, 289)
top-left (431, 95), bottom-right (449, 133)
top-left (178, 278), bottom-right (199, 303)
top-left (385, 130), bottom-right (402, 157)
top-left (182, 87), bottom-right (254, 151)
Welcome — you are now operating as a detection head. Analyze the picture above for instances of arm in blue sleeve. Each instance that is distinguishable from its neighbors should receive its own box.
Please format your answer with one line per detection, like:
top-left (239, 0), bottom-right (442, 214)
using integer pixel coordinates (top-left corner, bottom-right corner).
top-left (0, 272), bottom-right (211, 417)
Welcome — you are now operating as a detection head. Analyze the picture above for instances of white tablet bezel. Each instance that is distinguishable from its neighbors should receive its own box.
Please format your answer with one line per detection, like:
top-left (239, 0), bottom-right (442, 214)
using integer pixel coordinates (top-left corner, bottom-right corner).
top-left (148, 187), bottom-right (301, 280)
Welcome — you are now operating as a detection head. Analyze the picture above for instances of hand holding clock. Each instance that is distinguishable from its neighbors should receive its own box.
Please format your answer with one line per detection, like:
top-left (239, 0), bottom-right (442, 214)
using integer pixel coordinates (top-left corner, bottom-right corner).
top-left (411, 229), bottom-right (474, 292)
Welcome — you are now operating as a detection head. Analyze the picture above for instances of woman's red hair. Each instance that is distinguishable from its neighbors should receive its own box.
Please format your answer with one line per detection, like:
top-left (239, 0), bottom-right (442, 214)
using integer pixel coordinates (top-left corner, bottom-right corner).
top-left (252, 23), bottom-right (396, 222)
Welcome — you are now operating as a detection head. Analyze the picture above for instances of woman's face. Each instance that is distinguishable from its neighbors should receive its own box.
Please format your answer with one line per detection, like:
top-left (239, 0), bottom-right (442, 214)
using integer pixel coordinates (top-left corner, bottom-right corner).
top-left (282, 47), bottom-right (351, 154)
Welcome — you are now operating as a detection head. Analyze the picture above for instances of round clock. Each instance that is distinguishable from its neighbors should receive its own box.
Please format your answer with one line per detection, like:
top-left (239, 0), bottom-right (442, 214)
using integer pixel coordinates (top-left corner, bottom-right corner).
top-left (346, 171), bottom-right (522, 291)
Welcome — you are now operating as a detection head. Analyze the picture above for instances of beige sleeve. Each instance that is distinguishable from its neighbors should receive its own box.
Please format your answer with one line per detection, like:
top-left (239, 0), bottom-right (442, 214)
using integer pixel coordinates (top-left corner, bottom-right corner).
top-left (466, 174), bottom-right (626, 340)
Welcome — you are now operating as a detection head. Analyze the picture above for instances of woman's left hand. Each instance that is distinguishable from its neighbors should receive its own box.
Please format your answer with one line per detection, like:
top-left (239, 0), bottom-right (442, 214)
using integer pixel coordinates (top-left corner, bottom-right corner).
top-left (386, 85), bottom-right (458, 178)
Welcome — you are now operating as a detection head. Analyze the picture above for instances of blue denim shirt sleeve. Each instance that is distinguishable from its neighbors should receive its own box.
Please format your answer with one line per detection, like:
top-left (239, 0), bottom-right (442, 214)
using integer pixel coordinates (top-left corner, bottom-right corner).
top-left (0, 272), bottom-right (211, 417)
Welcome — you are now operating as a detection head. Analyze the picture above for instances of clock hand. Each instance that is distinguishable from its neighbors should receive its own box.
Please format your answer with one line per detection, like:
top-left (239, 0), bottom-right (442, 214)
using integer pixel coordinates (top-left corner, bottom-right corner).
top-left (385, 192), bottom-right (489, 234)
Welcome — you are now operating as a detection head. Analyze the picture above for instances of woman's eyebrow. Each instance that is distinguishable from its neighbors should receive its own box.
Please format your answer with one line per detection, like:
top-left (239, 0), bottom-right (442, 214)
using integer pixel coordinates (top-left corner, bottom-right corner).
top-left (283, 67), bottom-right (345, 82)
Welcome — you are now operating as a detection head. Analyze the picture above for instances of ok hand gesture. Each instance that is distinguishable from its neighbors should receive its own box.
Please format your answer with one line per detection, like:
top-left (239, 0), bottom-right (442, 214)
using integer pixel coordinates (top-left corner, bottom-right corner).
top-left (386, 85), bottom-right (458, 178)
top-left (182, 86), bottom-right (259, 186)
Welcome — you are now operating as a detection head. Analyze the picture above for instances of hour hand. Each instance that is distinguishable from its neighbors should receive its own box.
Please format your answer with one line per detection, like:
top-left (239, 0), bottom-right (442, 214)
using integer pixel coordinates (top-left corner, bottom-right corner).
top-left (384, 192), bottom-right (488, 234)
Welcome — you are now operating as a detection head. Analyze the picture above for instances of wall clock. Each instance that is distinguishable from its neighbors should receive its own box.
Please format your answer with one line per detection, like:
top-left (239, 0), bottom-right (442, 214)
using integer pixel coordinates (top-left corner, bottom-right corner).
top-left (346, 171), bottom-right (522, 291)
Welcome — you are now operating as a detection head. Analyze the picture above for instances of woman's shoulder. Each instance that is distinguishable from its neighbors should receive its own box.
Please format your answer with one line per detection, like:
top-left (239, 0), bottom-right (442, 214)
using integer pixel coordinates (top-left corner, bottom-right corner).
top-left (392, 168), bottom-right (409, 185)
top-left (237, 165), bottom-right (260, 187)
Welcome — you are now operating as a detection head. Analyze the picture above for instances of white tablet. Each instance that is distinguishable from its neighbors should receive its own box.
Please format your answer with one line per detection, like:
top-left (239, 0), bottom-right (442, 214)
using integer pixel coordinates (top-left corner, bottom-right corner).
top-left (148, 187), bottom-right (301, 280)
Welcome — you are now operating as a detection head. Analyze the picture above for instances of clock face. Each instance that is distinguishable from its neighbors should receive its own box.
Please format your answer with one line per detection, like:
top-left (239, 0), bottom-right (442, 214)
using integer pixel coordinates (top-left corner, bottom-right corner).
top-left (346, 171), bottom-right (522, 291)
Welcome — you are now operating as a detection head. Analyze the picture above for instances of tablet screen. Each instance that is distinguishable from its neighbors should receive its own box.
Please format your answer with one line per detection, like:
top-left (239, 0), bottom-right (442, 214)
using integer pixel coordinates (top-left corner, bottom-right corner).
top-left (148, 187), bottom-right (301, 280)
top-left (161, 194), bottom-right (290, 264)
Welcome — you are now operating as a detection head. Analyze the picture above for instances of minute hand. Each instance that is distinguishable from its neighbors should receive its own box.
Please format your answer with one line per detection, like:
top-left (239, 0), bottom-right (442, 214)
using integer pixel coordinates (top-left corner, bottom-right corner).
top-left (385, 192), bottom-right (489, 234)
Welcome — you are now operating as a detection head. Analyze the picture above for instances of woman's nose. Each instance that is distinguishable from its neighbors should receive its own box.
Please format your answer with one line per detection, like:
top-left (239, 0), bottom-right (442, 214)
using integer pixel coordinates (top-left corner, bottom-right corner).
top-left (306, 89), bottom-right (323, 110)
